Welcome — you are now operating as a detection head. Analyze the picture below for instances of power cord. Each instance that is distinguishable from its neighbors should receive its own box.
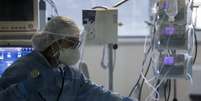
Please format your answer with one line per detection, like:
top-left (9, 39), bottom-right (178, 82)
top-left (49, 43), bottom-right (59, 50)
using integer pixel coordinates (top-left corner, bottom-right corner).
top-left (164, 80), bottom-right (171, 101)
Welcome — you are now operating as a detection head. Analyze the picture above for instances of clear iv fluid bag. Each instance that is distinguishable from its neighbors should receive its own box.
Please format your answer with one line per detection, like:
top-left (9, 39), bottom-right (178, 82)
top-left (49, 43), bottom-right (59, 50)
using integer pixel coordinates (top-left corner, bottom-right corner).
top-left (164, 0), bottom-right (178, 21)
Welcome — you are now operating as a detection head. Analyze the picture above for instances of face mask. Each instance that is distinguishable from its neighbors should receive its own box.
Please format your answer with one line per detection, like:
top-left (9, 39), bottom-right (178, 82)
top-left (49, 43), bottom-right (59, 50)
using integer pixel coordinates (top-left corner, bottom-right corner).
top-left (58, 48), bottom-right (80, 65)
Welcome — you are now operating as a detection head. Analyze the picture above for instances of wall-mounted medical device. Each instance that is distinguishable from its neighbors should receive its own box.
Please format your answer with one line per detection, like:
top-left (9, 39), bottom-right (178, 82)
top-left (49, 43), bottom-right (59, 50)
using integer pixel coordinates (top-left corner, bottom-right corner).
top-left (0, 47), bottom-right (32, 76)
top-left (0, 0), bottom-right (39, 33)
top-left (0, 0), bottom-right (39, 46)
top-left (82, 8), bottom-right (118, 44)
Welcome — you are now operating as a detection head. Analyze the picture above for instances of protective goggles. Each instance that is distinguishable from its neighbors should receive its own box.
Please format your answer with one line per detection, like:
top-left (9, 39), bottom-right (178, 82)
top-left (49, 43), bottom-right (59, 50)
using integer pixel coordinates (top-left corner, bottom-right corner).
top-left (59, 37), bottom-right (81, 49)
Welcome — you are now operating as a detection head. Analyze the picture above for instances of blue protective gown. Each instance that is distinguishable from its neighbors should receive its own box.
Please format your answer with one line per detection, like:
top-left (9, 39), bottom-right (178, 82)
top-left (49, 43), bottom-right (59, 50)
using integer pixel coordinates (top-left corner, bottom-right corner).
top-left (0, 51), bottom-right (133, 101)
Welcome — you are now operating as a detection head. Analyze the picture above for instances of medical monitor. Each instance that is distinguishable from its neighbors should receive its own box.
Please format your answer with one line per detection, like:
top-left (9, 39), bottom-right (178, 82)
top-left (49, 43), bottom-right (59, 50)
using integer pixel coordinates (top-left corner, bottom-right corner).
top-left (0, 0), bottom-right (39, 33)
top-left (0, 47), bottom-right (32, 76)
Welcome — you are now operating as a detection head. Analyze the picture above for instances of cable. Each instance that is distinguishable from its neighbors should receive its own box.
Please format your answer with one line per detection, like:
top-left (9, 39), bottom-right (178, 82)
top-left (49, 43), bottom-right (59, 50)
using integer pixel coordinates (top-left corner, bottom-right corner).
top-left (128, 46), bottom-right (151, 96)
top-left (37, 68), bottom-right (65, 101)
top-left (128, 74), bottom-right (141, 97)
top-left (187, 73), bottom-right (193, 84)
top-left (167, 80), bottom-right (171, 101)
top-left (56, 67), bottom-right (65, 101)
top-left (129, 3), bottom-right (156, 98)
top-left (143, 11), bottom-right (170, 101)
top-left (38, 92), bottom-right (47, 101)
top-left (56, 75), bottom-right (64, 101)
top-left (144, 55), bottom-right (177, 101)
top-left (192, 30), bottom-right (198, 64)
top-left (172, 80), bottom-right (178, 101)
top-left (128, 2), bottom-right (159, 97)
top-left (144, 69), bottom-right (172, 101)
top-left (113, 0), bottom-right (129, 8)
top-left (164, 80), bottom-right (168, 101)
top-left (138, 58), bottom-right (152, 101)
top-left (164, 80), bottom-right (171, 101)
top-left (45, 0), bottom-right (59, 16)
top-left (155, 79), bottom-right (160, 100)
top-left (190, 0), bottom-right (198, 65)
top-left (144, 35), bottom-right (148, 54)
top-left (128, 39), bottom-right (152, 97)
top-left (130, 1), bottom-right (174, 100)
top-left (128, 46), bottom-right (152, 97)
top-left (143, 20), bottom-right (171, 101)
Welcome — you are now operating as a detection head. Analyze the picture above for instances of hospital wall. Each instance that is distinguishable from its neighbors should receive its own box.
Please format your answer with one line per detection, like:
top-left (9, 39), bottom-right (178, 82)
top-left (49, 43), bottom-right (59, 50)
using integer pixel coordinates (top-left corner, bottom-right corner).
top-left (84, 41), bottom-right (201, 101)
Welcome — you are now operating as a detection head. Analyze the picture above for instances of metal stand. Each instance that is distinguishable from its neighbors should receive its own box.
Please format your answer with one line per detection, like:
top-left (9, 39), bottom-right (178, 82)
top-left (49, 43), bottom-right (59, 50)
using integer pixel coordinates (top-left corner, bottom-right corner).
top-left (107, 43), bottom-right (118, 91)
top-left (108, 44), bottom-right (114, 91)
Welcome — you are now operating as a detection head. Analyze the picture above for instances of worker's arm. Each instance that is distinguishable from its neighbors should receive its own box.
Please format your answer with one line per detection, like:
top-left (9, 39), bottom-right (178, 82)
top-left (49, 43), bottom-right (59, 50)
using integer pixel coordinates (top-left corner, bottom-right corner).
top-left (75, 72), bottom-right (133, 101)
top-left (0, 62), bottom-right (31, 101)
top-left (0, 76), bottom-right (27, 101)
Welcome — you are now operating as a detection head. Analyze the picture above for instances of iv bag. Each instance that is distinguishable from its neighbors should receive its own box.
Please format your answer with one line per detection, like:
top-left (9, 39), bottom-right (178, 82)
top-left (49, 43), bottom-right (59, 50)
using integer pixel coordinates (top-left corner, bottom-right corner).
top-left (164, 0), bottom-right (178, 22)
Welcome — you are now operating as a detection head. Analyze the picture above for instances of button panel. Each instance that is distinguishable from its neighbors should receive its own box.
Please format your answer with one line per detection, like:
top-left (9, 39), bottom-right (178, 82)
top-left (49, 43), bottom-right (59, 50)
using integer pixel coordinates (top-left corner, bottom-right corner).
top-left (0, 24), bottom-right (34, 31)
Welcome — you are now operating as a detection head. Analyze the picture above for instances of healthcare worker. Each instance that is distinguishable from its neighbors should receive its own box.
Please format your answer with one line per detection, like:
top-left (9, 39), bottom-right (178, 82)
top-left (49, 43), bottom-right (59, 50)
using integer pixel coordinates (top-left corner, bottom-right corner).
top-left (0, 16), bottom-right (134, 101)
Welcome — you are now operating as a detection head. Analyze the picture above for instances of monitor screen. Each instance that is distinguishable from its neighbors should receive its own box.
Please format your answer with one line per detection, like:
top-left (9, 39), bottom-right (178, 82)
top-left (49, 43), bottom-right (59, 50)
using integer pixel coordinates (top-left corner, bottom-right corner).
top-left (0, 0), bottom-right (34, 21)
top-left (0, 47), bottom-right (32, 76)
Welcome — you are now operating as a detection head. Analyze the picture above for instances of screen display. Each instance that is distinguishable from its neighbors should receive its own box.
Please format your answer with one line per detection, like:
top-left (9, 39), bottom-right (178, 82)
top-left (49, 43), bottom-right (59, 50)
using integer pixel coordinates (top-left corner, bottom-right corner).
top-left (0, 0), bottom-right (34, 21)
top-left (0, 47), bottom-right (32, 76)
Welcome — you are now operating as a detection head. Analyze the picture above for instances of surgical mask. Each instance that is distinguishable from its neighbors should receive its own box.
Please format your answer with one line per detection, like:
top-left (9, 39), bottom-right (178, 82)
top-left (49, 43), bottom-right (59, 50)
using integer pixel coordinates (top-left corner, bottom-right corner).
top-left (58, 48), bottom-right (80, 65)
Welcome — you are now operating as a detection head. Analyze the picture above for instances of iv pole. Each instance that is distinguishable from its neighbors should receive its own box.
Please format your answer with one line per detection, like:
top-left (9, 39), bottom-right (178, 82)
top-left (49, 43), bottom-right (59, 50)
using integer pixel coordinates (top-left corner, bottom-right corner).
top-left (92, 0), bottom-right (129, 91)
top-left (107, 0), bottom-right (129, 91)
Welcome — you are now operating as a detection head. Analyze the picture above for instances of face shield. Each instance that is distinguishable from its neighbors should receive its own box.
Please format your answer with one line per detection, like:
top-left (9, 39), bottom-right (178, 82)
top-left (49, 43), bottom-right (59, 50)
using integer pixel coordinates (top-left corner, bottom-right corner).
top-left (31, 16), bottom-right (81, 66)
top-left (32, 16), bottom-right (80, 51)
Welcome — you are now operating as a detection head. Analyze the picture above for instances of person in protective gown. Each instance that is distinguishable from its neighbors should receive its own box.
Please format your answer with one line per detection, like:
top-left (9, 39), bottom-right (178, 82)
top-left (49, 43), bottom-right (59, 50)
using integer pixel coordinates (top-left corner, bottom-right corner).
top-left (0, 16), bottom-right (134, 101)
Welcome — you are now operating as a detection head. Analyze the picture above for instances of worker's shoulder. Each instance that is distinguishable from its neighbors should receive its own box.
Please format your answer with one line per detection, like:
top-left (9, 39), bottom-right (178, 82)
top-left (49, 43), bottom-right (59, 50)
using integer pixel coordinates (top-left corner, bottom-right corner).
top-left (2, 52), bottom-right (35, 77)
top-left (9, 53), bottom-right (33, 68)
